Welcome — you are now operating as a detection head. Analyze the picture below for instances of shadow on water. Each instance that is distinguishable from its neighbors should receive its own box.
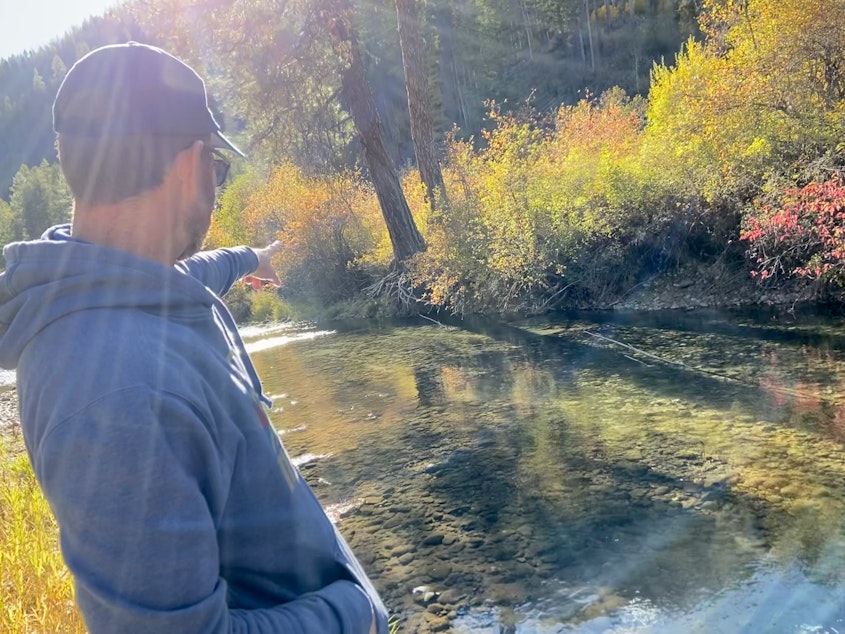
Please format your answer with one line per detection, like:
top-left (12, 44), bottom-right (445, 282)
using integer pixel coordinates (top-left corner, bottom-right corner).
top-left (255, 314), bottom-right (845, 632)
top-left (538, 304), bottom-right (845, 351)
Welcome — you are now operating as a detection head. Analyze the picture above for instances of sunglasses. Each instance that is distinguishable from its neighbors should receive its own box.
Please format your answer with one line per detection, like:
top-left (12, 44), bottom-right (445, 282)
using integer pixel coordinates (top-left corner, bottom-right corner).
top-left (208, 147), bottom-right (231, 187)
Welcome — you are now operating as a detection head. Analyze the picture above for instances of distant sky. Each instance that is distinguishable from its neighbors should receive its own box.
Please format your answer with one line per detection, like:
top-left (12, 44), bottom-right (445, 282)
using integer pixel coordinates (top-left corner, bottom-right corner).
top-left (0, 0), bottom-right (123, 61)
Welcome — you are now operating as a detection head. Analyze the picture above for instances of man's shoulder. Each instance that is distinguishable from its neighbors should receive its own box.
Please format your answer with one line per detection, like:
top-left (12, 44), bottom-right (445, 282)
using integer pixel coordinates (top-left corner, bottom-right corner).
top-left (21, 307), bottom-right (213, 399)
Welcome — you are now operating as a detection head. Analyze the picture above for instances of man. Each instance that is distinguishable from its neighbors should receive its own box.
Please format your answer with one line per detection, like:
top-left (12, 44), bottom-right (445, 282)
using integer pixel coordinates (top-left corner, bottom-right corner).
top-left (0, 42), bottom-right (387, 633)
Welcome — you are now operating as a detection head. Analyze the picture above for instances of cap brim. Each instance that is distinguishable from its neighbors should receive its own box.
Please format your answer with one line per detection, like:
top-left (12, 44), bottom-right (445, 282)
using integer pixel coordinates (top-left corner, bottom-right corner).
top-left (212, 130), bottom-right (246, 158)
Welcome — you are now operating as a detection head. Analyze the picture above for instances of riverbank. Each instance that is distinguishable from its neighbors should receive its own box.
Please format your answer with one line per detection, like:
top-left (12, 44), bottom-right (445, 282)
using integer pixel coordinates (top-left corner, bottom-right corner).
top-left (0, 388), bottom-right (19, 438)
top-left (606, 261), bottom-right (828, 312)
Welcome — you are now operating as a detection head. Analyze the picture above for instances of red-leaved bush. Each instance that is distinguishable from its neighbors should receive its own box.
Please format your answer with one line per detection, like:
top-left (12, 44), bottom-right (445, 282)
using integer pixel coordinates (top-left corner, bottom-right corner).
top-left (741, 177), bottom-right (845, 283)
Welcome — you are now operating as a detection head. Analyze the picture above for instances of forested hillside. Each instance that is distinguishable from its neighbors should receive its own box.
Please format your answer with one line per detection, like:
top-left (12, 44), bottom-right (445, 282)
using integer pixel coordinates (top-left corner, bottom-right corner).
top-left (0, 0), bottom-right (694, 199)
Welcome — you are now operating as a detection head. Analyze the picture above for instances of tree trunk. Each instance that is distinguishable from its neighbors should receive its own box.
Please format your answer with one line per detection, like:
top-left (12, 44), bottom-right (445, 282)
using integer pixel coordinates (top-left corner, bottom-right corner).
top-left (520, 0), bottom-right (533, 60)
top-left (585, 0), bottom-right (596, 72)
top-left (395, 0), bottom-right (446, 210)
top-left (323, 2), bottom-right (426, 263)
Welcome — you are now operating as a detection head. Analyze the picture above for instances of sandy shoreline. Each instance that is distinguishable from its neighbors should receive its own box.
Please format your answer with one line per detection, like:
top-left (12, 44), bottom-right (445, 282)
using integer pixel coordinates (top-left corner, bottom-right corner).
top-left (0, 387), bottom-right (20, 438)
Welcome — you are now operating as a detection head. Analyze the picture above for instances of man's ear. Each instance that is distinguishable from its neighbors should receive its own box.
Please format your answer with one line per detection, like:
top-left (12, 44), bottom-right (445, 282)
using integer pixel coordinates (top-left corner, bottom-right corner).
top-left (169, 140), bottom-right (205, 198)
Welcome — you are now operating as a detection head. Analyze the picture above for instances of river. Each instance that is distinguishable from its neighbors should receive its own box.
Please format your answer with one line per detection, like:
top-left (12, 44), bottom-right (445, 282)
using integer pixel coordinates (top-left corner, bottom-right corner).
top-left (6, 307), bottom-right (845, 632)
top-left (242, 307), bottom-right (845, 633)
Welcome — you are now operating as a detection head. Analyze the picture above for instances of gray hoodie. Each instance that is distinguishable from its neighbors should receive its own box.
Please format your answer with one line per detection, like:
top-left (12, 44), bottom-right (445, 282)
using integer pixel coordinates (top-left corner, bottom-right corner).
top-left (0, 225), bottom-right (388, 633)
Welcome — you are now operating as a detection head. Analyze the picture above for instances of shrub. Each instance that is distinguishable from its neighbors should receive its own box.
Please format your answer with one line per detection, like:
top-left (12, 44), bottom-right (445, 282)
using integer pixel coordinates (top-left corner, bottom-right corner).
top-left (410, 91), bottom-right (672, 312)
top-left (741, 175), bottom-right (845, 284)
top-left (250, 288), bottom-right (293, 322)
top-left (223, 281), bottom-right (254, 323)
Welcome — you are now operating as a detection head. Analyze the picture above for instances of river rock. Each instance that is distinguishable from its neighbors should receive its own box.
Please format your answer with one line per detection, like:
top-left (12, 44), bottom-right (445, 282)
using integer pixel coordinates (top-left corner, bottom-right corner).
top-left (426, 602), bottom-right (447, 615)
top-left (422, 613), bottom-right (450, 632)
top-left (392, 543), bottom-right (415, 557)
top-left (436, 588), bottom-right (464, 605)
top-left (422, 533), bottom-right (445, 546)
top-left (488, 582), bottom-right (529, 605)
top-left (357, 551), bottom-right (377, 566)
top-left (398, 552), bottom-right (415, 565)
top-left (424, 562), bottom-right (452, 581)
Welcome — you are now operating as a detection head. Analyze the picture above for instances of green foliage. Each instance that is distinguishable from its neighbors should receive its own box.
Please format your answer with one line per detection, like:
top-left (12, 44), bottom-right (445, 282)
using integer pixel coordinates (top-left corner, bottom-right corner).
top-left (222, 281), bottom-right (254, 323)
top-left (250, 289), bottom-right (293, 322)
top-left (647, 0), bottom-right (845, 205)
top-left (206, 169), bottom-right (262, 249)
top-left (222, 282), bottom-right (298, 324)
top-left (9, 161), bottom-right (71, 241)
top-left (0, 199), bottom-right (13, 268)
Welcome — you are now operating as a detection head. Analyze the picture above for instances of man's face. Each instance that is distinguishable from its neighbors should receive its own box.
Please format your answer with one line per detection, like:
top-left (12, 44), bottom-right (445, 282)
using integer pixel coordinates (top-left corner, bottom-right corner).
top-left (177, 144), bottom-right (218, 260)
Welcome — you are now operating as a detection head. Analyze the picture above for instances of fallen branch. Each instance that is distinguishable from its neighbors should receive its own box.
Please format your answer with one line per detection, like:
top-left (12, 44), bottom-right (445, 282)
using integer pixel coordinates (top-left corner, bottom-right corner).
top-left (582, 330), bottom-right (832, 403)
top-left (585, 331), bottom-right (687, 368)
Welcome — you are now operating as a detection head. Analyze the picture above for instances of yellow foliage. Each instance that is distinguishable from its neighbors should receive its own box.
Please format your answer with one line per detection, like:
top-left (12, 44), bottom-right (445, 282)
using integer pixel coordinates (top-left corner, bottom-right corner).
top-left (411, 93), bottom-right (650, 313)
top-left (209, 162), bottom-right (392, 303)
top-left (206, 0), bottom-right (845, 314)
top-left (0, 440), bottom-right (86, 634)
top-left (647, 1), bottom-right (845, 203)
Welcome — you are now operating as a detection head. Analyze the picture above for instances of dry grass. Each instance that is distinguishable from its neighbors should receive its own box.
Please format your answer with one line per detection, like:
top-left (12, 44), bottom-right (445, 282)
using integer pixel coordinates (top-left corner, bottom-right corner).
top-left (0, 437), bottom-right (86, 634)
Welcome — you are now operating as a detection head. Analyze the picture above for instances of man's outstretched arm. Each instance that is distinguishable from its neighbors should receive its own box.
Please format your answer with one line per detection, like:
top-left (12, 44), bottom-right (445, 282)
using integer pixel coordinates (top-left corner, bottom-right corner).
top-left (177, 241), bottom-right (283, 297)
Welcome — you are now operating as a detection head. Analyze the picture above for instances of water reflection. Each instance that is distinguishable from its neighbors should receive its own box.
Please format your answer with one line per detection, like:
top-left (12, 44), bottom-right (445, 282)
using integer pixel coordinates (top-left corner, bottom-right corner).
top-left (250, 311), bottom-right (845, 632)
top-left (0, 367), bottom-right (14, 387)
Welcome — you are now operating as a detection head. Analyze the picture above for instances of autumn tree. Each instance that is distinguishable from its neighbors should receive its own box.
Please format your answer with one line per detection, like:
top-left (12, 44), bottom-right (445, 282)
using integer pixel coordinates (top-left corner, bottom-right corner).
top-left (646, 0), bottom-right (845, 211)
top-left (317, 0), bottom-right (425, 262)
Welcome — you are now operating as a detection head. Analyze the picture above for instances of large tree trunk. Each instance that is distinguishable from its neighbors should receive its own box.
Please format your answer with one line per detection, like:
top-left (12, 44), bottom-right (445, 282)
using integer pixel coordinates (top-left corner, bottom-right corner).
top-left (323, 3), bottom-right (425, 263)
top-left (395, 0), bottom-right (446, 210)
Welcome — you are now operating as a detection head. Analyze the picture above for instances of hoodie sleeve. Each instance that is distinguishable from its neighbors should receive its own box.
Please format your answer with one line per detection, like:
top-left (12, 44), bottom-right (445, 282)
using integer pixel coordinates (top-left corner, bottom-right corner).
top-left (177, 247), bottom-right (259, 297)
top-left (33, 388), bottom-right (379, 634)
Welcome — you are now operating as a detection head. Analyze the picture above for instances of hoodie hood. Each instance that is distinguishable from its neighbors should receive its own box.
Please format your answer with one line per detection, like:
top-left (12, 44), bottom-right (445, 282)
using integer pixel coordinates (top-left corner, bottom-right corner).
top-left (0, 225), bottom-right (215, 369)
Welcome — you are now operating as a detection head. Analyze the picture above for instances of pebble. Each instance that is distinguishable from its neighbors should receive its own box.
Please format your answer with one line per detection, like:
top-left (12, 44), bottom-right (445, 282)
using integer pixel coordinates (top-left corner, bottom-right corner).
top-left (422, 533), bottom-right (444, 546)
top-left (398, 552), bottom-right (415, 565)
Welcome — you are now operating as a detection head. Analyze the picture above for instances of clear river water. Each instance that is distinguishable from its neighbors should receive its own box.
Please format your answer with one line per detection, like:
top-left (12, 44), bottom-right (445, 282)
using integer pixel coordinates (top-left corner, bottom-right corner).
top-left (241, 307), bottom-right (845, 633)
top-left (8, 306), bottom-right (845, 632)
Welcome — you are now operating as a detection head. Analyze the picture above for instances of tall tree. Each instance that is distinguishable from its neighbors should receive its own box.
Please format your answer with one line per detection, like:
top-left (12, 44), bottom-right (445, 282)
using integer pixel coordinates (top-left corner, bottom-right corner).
top-left (8, 161), bottom-right (71, 241)
top-left (138, 0), bottom-right (424, 262)
top-left (320, 0), bottom-right (426, 261)
top-left (395, 0), bottom-right (446, 209)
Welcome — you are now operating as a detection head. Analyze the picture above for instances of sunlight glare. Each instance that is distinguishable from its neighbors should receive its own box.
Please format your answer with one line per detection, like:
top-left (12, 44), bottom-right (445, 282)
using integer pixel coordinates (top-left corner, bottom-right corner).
top-left (0, 0), bottom-right (124, 61)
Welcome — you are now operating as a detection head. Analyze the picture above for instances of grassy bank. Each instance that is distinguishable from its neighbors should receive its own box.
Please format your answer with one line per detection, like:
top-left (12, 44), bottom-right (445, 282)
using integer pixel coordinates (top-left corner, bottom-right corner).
top-left (0, 434), bottom-right (86, 633)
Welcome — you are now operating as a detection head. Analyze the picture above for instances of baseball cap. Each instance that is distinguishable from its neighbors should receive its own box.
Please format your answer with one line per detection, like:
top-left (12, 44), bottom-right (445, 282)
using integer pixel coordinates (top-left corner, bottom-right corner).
top-left (53, 41), bottom-right (244, 157)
